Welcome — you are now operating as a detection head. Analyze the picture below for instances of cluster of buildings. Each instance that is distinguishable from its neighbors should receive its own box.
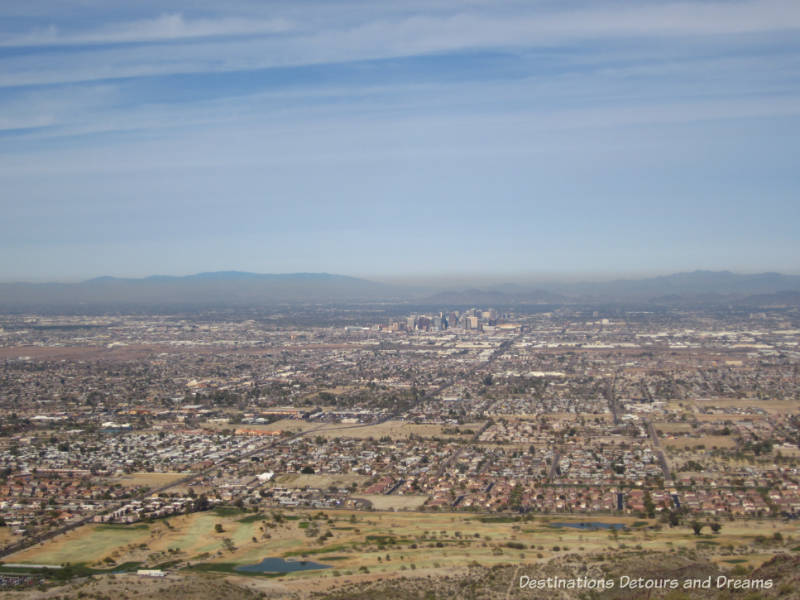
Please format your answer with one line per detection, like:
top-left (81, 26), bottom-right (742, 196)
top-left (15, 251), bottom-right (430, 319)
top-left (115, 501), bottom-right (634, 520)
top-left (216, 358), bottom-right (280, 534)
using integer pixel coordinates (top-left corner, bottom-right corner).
top-left (381, 308), bottom-right (505, 333)
top-left (1, 306), bottom-right (799, 555)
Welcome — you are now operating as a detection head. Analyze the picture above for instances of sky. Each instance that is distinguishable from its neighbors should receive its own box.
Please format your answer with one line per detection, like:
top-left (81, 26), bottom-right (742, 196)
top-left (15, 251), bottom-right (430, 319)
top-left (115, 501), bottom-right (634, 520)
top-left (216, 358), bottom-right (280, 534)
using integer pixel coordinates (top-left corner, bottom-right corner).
top-left (1, 0), bottom-right (799, 282)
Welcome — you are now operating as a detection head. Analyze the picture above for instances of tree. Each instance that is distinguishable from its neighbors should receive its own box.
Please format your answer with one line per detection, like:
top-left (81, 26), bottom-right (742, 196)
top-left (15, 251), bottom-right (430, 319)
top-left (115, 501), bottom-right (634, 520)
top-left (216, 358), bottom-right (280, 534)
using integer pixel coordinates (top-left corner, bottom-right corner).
top-left (194, 494), bottom-right (210, 512)
top-left (214, 523), bottom-right (224, 533)
top-left (691, 521), bottom-right (703, 536)
top-left (509, 484), bottom-right (523, 510)
top-left (710, 522), bottom-right (721, 533)
top-left (643, 491), bottom-right (656, 519)
top-left (668, 511), bottom-right (680, 527)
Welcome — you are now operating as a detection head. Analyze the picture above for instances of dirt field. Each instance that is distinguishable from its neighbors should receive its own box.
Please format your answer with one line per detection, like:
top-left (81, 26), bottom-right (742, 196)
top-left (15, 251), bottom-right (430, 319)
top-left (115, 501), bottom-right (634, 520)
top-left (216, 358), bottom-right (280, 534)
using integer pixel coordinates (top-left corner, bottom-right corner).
top-left (353, 495), bottom-right (429, 510)
top-left (111, 472), bottom-right (189, 488)
top-left (230, 419), bottom-right (485, 440)
top-left (654, 423), bottom-right (695, 434)
top-left (663, 435), bottom-right (738, 449)
top-left (259, 419), bottom-right (322, 434)
top-left (307, 420), bottom-right (485, 440)
top-left (0, 527), bottom-right (20, 546)
top-left (275, 473), bottom-right (369, 488)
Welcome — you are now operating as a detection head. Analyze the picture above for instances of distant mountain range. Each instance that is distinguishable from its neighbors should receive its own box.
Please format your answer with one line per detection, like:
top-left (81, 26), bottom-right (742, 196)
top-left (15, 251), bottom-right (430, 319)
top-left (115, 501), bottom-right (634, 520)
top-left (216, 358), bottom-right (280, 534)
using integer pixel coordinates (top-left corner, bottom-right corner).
top-left (424, 271), bottom-right (800, 306)
top-left (556, 270), bottom-right (800, 298)
top-left (0, 272), bottom-right (397, 309)
top-left (0, 270), bottom-right (799, 310)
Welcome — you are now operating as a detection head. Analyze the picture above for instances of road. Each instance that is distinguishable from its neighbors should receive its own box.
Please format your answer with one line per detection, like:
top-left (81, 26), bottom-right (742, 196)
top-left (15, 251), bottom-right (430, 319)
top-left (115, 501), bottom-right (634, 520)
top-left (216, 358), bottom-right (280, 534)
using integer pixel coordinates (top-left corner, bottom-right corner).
top-left (423, 334), bottom-right (522, 482)
top-left (420, 334), bottom-right (520, 414)
top-left (548, 448), bottom-right (562, 482)
top-left (646, 419), bottom-right (672, 482)
top-left (606, 373), bottom-right (620, 425)
top-left (2, 334), bottom-right (522, 558)
top-left (0, 417), bottom-right (391, 560)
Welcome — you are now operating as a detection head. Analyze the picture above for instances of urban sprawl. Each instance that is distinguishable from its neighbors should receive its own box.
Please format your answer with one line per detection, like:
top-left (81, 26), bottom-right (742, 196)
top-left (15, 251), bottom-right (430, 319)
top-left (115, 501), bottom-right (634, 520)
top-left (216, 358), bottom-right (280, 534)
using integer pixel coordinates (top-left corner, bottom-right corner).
top-left (1, 305), bottom-right (799, 560)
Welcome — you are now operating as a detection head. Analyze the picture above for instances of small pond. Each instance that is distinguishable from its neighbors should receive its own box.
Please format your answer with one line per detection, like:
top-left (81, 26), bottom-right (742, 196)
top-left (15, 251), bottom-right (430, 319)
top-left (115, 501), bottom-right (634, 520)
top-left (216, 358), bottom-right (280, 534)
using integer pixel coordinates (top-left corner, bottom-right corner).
top-left (548, 522), bottom-right (625, 530)
top-left (234, 557), bottom-right (332, 574)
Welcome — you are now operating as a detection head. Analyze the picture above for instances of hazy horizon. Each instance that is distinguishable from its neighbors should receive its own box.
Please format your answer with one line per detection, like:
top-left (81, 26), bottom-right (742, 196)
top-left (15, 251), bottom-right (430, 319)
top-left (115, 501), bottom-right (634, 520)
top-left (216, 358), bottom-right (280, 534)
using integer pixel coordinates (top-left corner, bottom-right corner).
top-left (2, 0), bottom-right (799, 281)
top-left (4, 266), bottom-right (800, 287)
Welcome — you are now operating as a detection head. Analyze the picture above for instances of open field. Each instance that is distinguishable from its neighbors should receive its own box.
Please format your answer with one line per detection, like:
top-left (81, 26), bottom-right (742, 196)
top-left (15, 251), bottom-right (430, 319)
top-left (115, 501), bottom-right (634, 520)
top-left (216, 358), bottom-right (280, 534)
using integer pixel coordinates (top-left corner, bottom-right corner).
top-left (353, 495), bottom-right (429, 510)
top-left (8, 523), bottom-right (151, 565)
top-left (0, 527), bottom-right (20, 546)
top-left (269, 420), bottom-right (485, 440)
top-left (251, 419), bottom-right (321, 434)
top-left (275, 473), bottom-right (369, 488)
top-left (491, 412), bottom-right (614, 422)
top-left (663, 435), bottom-right (738, 449)
top-left (7, 508), bottom-right (800, 595)
top-left (692, 397), bottom-right (797, 415)
top-left (654, 423), bottom-right (695, 434)
top-left (111, 471), bottom-right (189, 488)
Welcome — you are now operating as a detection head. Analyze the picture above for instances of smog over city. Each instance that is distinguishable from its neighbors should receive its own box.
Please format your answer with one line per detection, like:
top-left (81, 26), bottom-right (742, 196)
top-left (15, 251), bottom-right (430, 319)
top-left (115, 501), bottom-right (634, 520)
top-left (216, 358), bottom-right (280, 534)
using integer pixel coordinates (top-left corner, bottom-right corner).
top-left (1, 1), bottom-right (800, 599)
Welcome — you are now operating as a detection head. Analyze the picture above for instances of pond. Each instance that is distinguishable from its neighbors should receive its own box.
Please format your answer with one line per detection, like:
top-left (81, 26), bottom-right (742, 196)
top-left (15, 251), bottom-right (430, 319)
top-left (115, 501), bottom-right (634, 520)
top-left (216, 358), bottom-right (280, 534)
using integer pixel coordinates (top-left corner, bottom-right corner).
top-left (548, 522), bottom-right (625, 530)
top-left (234, 557), bottom-right (332, 574)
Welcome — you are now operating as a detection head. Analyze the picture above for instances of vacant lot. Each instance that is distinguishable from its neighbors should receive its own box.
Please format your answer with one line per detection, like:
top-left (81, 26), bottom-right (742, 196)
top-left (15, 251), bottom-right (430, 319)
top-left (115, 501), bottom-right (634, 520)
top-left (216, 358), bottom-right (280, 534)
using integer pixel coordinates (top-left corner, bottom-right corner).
top-left (692, 397), bottom-right (795, 415)
top-left (654, 423), bottom-right (694, 434)
top-left (275, 473), bottom-right (369, 489)
top-left (663, 435), bottom-right (738, 449)
top-left (225, 419), bottom-right (485, 440)
top-left (308, 420), bottom-right (484, 440)
top-left (353, 495), bottom-right (429, 510)
top-left (111, 472), bottom-right (189, 489)
top-left (0, 527), bottom-right (20, 546)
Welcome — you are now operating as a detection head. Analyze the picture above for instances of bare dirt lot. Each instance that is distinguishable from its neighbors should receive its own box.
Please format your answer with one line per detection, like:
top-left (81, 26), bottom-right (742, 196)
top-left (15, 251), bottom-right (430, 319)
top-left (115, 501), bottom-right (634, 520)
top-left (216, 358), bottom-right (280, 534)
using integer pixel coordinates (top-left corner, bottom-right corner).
top-left (353, 495), bottom-right (429, 510)
top-left (111, 472), bottom-right (189, 489)
top-left (275, 473), bottom-right (369, 489)
top-left (301, 420), bottom-right (485, 440)
top-left (663, 435), bottom-right (738, 449)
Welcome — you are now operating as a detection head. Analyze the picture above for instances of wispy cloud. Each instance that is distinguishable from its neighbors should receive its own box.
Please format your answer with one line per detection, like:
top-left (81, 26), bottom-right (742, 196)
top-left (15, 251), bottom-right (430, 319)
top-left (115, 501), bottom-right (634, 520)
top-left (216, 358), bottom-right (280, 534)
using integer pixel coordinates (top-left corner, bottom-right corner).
top-left (0, 13), bottom-right (293, 47)
top-left (1, 1), bottom-right (799, 278)
top-left (0, 84), bottom-right (119, 132)
top-left (2, 0), bottom-right (799, 88)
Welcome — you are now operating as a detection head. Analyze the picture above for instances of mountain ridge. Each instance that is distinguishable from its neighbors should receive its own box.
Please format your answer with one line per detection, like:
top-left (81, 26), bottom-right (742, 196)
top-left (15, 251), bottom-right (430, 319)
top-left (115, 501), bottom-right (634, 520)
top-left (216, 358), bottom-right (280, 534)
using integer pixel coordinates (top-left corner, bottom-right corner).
top-left (1, 269), bottom-right (799, 309)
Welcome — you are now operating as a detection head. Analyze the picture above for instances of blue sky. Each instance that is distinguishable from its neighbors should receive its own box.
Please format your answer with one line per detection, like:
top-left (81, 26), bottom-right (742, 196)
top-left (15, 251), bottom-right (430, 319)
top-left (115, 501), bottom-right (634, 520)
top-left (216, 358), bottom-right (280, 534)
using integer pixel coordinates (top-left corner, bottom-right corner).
top-left (1, 0), bottom-right (799, 282)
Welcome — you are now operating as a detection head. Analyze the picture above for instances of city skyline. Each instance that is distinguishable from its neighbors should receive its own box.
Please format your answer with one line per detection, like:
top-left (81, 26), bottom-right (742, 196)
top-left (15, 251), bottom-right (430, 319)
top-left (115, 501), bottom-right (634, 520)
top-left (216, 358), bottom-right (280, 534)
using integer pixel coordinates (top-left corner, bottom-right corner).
top-left (2, 0), bottom-right (799, 280)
